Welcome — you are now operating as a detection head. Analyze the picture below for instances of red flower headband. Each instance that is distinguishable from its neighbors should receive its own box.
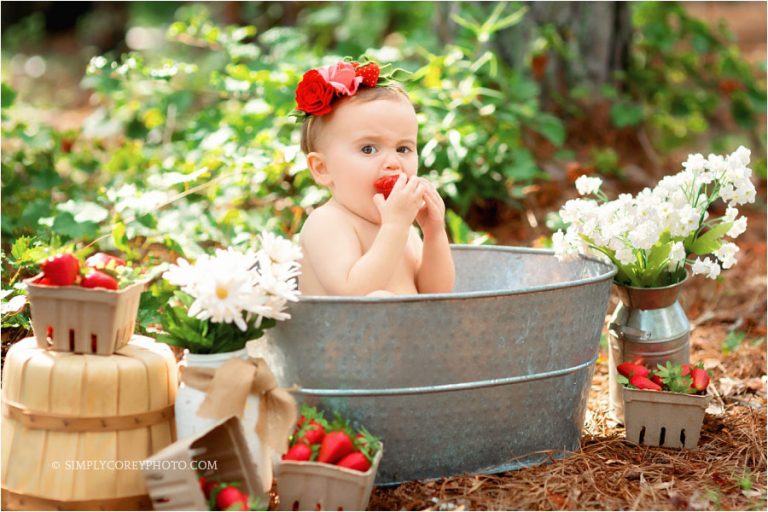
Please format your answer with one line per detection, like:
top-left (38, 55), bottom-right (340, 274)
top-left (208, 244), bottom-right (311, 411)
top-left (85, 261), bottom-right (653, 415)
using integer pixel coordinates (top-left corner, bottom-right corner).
top-left (291, 57), bottom-right (410, 120)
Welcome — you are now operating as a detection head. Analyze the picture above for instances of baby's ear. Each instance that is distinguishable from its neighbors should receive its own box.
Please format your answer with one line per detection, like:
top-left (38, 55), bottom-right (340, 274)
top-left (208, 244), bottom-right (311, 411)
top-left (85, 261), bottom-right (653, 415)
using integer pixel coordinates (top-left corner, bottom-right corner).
top-left (306, 152), bottom-right (332, 187)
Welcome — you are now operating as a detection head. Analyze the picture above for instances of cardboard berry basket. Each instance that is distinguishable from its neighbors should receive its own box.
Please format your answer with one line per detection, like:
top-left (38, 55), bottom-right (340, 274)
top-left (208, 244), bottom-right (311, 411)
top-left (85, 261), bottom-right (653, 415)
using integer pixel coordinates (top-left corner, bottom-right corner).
top-left (623, 387), bottom-right (710, 449)
top-left (24, 274), bottom-right (146, 355)
top-left (275, 446), bottom-right (383, 511)
top-left (142, 416), bottom-right (267, 511)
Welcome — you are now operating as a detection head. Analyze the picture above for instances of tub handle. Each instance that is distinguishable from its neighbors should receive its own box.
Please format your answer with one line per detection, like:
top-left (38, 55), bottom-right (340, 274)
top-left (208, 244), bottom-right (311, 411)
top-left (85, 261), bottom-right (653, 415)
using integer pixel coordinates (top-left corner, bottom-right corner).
top-left (608, 323), bottom-right (650, 341)
top-left (292, 355), bottom-right (597, 397)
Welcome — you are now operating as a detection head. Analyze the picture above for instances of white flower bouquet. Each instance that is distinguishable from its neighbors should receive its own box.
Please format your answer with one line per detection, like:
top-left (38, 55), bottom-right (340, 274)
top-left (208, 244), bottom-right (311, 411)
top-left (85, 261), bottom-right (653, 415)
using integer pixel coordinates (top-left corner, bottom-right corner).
top-left (554, 146), bottom-right (756, 288)
top-left (158, 233), bottom-right (302, 353)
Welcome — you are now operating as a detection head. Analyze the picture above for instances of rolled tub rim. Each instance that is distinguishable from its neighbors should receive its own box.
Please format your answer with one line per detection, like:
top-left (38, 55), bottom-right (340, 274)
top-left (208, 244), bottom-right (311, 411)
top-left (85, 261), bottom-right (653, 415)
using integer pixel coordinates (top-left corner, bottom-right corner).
top-left (298, 244), bottom-right (617, 303)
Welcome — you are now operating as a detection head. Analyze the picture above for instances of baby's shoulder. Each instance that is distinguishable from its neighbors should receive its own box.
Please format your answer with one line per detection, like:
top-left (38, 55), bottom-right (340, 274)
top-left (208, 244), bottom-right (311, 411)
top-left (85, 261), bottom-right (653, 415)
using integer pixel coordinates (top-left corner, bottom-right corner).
top-left (300, 203), bottom-right (355, 238)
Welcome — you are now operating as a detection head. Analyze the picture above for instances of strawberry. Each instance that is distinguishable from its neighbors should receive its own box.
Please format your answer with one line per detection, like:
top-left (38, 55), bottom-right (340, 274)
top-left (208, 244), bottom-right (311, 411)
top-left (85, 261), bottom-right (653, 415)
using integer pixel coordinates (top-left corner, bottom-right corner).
top-left (216, 486), bottom-right (247, 511)
top-left (295, 419), bottom-right (325, 446)
top-left (41, 253), bottom-right (80, 286)
top-left (617, 362), bottom-right (649, 379)
top-left (691, 367), bottom-right (710, 393)
top-left (317, 431), bottom-right (354, 464)
top-left (681, 363), bottom-right (692, 377)
top-left (355, 62), bottom-right (379, 87)
top-left (373, 174), bottom-right (401, 199)
top-left (336, 451), bottom-right (371, 472)
top-left (81, 270), bottom-right (119, 290)
top-left (651, 374), bottom-right (664, 387)
top-left (202, 478), bottom-right (222, 498)
top-left (85, 252), bottom-right (126, 269)
top-left (282, 442), bottom-right (312, 461)
top-left (35, 276), bottom-right (55, 286)
top-left (630, 374), bottom-right (662, 391)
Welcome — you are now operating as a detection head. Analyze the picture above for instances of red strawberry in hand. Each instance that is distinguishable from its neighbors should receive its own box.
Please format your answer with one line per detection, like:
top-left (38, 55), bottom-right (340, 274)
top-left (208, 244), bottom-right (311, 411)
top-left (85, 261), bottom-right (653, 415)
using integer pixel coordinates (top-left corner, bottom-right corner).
top-left (374, 174), bottom-right (402, 199)
top-left (41, 253), bottom-right (80, 286)
top-left (215, 486), bottom-right (247, 511)
top-left (356, 63), bottom-right (380, 87)
top-left (630, 374), bottom-right (662, 391)
top-left (81, 270), bottom-right (119, 290)
top-left (283, 443), bottom-right (312, 461)
top-left (317, 431), bottom-right (354, 464)
top-left (336, 451), bottom-right (371, 472)
top-left (691, 367), bottom-right (710, 393)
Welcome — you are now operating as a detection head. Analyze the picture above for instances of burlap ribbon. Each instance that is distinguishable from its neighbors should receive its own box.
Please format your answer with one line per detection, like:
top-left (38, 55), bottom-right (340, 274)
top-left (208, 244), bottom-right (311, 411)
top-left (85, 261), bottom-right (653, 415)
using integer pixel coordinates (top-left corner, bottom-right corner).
top-left (179, 356), bottom-right (297, 491)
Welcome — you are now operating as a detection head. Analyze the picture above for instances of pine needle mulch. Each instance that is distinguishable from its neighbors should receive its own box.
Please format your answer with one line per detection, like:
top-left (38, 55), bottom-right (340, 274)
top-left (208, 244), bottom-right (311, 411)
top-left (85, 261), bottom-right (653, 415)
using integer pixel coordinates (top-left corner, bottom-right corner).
top-left (369, 347), bottom-right (766, 511)
top-left (370, 226), bottom-right (767, 511)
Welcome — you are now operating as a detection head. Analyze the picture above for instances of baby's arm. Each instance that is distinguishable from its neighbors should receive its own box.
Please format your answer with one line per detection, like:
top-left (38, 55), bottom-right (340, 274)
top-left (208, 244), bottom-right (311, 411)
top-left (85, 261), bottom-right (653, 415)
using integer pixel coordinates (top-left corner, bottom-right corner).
top-left (415, 179), bottom-right (455, 293)
top-left (301, 176), bottom-right (423, 295)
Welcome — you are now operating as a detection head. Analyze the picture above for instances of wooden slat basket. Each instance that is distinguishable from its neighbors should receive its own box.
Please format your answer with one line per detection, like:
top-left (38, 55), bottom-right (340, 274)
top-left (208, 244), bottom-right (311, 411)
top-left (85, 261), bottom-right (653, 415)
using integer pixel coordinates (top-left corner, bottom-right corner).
top-left (1, 336), bottom-right (178, 510)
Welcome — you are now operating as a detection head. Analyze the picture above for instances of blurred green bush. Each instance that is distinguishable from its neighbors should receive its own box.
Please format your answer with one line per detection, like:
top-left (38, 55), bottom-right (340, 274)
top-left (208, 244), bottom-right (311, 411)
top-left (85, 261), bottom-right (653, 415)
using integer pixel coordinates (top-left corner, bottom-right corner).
top-left (1, 1), bottom-right (765, 333)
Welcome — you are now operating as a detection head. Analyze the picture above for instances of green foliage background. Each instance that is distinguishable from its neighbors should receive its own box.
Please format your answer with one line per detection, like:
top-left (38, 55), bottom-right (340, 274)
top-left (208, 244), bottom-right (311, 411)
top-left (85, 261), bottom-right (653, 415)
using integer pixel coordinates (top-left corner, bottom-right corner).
top-left (1, 1), bottom-right (765, 334)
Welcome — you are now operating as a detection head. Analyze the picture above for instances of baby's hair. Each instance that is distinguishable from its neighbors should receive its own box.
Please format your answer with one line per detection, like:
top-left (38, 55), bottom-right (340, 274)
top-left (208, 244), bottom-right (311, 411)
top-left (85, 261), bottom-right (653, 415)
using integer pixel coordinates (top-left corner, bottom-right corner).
top-left (300, 83), bottom-right (412, 154)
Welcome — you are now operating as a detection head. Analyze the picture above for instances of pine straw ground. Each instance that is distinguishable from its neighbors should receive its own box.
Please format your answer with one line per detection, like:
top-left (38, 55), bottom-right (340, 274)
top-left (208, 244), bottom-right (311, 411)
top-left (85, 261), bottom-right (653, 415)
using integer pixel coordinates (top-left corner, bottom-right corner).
top-left (369, 209), bottom-right (767, 511)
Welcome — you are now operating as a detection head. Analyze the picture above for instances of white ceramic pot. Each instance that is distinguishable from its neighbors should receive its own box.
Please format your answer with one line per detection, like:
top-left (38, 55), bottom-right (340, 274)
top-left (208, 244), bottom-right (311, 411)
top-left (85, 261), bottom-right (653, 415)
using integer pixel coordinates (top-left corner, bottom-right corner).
top-left (175, 348), bottom-right (264, 472)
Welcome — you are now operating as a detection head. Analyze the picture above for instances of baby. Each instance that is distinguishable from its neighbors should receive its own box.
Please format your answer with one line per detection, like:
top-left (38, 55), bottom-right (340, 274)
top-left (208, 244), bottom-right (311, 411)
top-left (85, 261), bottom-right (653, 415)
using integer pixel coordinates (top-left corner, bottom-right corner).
top-left (294, 60), bottom-right (455, 296)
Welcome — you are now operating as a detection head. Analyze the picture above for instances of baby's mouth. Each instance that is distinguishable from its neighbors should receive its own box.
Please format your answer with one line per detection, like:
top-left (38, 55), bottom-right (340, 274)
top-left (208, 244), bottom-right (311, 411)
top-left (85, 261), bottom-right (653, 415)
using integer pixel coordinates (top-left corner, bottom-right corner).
top-left (373, 174), bottom-right (401, 199)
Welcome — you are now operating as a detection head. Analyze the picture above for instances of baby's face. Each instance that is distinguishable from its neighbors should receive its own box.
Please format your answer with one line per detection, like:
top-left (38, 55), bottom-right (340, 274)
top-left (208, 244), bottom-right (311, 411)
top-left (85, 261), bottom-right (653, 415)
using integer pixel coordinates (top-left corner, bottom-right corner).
top-left (313, 95), bottom-right (418, 223)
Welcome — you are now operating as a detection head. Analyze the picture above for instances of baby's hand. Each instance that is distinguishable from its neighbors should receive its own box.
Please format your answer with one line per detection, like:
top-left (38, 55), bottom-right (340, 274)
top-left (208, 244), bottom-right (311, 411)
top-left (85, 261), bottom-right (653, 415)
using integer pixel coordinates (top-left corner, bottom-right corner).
top-left (415, 178), bottom-right (446, 237)
top-left (373, 173), bottom-right (424, 228)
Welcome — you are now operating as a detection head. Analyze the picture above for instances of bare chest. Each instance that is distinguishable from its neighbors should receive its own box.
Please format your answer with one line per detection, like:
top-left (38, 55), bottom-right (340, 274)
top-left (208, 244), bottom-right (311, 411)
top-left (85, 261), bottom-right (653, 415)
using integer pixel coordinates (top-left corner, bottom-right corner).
top-left (353, 220), bottom-right (420, 294)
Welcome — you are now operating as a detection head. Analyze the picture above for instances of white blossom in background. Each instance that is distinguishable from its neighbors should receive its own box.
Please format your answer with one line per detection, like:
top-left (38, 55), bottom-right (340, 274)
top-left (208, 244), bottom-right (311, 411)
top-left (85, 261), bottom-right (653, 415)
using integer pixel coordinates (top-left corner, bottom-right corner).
top-left (554, 146), bottom-right (755, 287)
top-left (668, 242), bottom-right (687, 271)
top-left (163, 234), bottom-right (302, 331)
top-left (575, 175), bottom-right (603, 196)
top-left (692, 257), bottom-right (721, 279)
top-left (727, 215), bottom-right (748, 238)
top-left (714, 242), bottom-right (739, 269)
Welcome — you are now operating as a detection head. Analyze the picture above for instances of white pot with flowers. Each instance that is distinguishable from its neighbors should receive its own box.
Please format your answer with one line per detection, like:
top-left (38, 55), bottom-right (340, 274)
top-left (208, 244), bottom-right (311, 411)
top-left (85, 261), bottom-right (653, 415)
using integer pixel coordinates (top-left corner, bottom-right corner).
top-left (553, 146), bottom-right (756, 421)
top-left (157, 233), bottom-right (302, 487)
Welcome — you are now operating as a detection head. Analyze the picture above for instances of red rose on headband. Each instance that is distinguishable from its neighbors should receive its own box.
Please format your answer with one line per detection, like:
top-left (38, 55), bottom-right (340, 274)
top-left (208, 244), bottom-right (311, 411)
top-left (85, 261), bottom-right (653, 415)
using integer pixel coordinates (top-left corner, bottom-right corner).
top-left (296, 69), bottom-right (336, 116)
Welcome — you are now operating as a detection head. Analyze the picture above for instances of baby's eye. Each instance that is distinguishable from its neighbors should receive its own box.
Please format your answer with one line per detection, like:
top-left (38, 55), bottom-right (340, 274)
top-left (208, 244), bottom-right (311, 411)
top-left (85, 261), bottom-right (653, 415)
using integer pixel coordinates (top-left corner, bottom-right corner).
top-left (397, 146), bottom-right (413, 154)
top-left (361, 145), bottom-right (377, 155)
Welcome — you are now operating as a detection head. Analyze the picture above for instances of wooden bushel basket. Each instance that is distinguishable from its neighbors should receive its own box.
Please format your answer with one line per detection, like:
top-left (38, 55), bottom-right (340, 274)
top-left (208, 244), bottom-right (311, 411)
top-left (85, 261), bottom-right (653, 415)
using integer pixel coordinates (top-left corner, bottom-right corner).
top-left (1, 336), bottom-right (177, 510)
top-left (24, 275), bottom-right (146, 355)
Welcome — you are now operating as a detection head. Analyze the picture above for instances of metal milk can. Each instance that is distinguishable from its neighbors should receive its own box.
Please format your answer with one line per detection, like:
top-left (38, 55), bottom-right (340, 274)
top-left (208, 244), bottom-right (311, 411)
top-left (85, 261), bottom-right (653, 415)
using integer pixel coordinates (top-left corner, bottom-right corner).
top-left (607, 276), bottom-right (690, 422)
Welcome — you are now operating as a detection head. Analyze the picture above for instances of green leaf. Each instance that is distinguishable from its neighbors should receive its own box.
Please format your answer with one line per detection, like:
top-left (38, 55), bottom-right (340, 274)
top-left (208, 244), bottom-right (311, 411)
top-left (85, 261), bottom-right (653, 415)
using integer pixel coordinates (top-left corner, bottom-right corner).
top-left (530, 113), bottom-right (565, 146)
top-left (610, 101), bottom-right (644, 128)
top-left (1, 82), bottom-right (17, 109)
top-left (112, 222), bottom-right (128, 251)
top-left (690, 222), bottom-right (732, 255)
top-left (10, 237), bottom-right (31, 261)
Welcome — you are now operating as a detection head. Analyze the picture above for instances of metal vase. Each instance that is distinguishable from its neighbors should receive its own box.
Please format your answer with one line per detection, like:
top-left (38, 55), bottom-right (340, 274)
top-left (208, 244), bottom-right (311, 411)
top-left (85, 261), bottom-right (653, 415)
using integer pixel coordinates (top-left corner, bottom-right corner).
top-left (607, 275), bottom-right (690, 422)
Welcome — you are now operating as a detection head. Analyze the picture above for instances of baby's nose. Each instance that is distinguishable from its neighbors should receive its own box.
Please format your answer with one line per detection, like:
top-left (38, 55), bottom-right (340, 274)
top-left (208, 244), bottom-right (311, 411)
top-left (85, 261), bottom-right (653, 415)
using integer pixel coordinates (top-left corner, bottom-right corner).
top-left (384, 153), bottom-right (402, 170)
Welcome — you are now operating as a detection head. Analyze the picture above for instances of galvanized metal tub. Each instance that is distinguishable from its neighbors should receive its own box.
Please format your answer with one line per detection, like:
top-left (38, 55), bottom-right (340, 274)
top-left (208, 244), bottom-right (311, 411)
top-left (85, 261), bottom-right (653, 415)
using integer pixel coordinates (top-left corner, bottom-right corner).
top-left (258, 246), bottom-right (616, 484)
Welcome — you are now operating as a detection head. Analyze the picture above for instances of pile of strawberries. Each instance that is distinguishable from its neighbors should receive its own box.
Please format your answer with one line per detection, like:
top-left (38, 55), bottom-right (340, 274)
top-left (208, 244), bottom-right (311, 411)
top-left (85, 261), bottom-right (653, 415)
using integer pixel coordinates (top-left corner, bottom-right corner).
top-left (282, 405), bottom-right (381, 473)
top-left (618, 360), bottom-right (711, 394)
top-left (197, 477), bottom-right (263, 511)
top-left (33, 252), bottom-right (127, 290)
